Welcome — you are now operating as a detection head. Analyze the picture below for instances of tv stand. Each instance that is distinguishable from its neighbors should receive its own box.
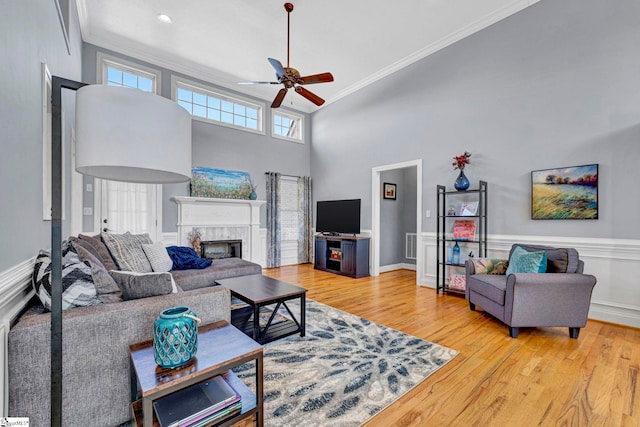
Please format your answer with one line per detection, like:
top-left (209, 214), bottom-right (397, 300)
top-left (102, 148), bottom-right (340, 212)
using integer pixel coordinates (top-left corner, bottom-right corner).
top-left (314, 235), bottom-right (370, 278)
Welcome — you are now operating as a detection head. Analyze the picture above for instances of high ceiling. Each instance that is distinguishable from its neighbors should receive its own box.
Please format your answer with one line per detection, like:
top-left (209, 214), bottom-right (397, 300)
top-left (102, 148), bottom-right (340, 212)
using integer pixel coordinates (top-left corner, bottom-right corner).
top-left (77, 0), bottom-right (538, 113)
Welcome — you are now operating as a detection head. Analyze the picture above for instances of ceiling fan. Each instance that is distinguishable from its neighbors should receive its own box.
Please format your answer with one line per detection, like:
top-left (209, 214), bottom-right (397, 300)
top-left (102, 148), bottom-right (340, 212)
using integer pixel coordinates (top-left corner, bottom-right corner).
top-left (239, 2), bottom-right (334, 108)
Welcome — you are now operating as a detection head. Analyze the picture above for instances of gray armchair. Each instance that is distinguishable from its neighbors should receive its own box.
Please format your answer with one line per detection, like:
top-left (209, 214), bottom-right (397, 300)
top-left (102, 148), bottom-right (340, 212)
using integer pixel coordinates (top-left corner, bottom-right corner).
top-left (465, 244), bottom-right (597, 338)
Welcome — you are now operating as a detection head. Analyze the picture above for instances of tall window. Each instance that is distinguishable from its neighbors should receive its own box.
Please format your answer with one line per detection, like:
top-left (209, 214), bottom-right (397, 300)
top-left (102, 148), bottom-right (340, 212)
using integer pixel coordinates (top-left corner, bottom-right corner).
top-left (273, 111), bottom-right (304, 142)
top-left (172, 77), bottom-right (264, 134)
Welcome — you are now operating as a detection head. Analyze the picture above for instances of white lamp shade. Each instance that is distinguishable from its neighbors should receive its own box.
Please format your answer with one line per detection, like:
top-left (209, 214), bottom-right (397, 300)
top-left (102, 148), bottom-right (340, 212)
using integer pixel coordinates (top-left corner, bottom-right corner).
top-left (75, 85), bottom-right (192, 183)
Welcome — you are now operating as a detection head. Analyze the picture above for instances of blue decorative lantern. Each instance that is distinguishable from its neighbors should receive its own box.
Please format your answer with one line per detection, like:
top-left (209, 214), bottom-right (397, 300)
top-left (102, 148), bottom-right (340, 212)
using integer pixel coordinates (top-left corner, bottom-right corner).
top-left (153, 306), bottom-right (201, 368)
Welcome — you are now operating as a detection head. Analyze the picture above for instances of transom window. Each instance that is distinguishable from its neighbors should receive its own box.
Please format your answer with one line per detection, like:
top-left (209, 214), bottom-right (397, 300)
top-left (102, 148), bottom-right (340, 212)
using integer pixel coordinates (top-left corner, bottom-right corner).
top-left (272, 111), bottom-right (303, 142)
top-left (173, 78), bottom-right (264, 134)
top-left (97, 53), bottom-right (160, 93)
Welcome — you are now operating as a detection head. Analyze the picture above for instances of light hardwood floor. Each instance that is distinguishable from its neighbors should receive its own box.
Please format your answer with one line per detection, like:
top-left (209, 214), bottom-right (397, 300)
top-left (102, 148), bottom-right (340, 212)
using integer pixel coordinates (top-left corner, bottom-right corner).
top-left (258, 264), bottom-right (639, 427)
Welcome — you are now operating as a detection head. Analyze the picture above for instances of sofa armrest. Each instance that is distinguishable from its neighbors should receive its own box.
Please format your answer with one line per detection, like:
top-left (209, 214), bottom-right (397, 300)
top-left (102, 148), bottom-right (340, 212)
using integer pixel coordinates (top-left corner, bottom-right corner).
top-left (8, 286), bottom-right (231, 427)
top-left (504, 273), bottom-right (597, 327)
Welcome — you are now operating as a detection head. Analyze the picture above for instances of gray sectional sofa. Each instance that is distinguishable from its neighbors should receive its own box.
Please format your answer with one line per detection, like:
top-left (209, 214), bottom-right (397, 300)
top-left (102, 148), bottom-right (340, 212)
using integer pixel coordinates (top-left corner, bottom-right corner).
top-left (8, 235), bottom-right (262, 427)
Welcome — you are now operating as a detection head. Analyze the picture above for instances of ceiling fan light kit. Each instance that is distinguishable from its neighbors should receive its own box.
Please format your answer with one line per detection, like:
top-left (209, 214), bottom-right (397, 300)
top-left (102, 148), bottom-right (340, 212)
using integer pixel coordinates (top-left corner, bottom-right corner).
top-left (239, 2), bottom-right (334, 108)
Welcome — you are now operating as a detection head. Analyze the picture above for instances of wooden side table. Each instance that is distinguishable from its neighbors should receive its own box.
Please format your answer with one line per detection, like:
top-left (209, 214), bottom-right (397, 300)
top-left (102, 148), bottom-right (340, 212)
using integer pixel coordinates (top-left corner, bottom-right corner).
top-left (129, 320), bottom-right (263, 427)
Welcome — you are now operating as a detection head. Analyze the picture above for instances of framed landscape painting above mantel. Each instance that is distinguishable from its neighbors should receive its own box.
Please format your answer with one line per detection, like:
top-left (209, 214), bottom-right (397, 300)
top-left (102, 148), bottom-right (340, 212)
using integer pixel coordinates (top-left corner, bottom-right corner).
top-left (190, 167), bottom-right (253, 199)
top-left (531, 164), bottom-right (598, 220)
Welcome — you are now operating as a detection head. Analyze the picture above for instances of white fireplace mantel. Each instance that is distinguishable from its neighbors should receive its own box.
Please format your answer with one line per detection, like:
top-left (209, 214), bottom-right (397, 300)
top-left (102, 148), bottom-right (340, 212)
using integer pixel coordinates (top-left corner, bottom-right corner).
top-left (172, 196), bottom-right (265, 263)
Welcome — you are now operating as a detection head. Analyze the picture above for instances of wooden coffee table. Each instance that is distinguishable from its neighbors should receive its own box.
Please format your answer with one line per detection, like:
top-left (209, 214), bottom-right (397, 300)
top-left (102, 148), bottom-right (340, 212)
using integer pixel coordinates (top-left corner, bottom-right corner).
top-left (216, 274), bottom-right (307, 344)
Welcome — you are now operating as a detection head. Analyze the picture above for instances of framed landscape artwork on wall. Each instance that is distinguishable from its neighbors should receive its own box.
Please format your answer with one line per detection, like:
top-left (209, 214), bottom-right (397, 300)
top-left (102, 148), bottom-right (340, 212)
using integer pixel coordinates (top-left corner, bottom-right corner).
top-left (531, 164), bottom-right (598, 220)
top-left (190, 167), bottom-right (253, 199)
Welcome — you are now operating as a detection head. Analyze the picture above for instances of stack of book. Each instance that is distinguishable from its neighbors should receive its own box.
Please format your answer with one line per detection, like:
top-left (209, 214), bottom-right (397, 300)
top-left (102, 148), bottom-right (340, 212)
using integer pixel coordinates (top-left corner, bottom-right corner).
top-left (153, 375), bottom-right (241, 427)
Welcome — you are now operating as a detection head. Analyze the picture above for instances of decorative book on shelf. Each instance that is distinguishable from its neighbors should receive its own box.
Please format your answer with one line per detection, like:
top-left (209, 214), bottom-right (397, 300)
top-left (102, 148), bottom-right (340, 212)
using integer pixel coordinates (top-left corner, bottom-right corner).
top-left (452, 219), bottom-right (476, 241)
top-left (459, 201), bottom-right (478, 216)
top-left (153, 375), bottom-right (241, 427)
top-left (449, 273), bottom-right (466, 291)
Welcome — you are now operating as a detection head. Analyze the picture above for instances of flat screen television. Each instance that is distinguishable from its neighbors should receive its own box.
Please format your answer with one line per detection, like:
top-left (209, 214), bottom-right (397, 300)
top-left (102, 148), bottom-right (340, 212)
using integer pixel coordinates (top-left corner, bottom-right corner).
top-left (316, 199), bottom-right (361, 235)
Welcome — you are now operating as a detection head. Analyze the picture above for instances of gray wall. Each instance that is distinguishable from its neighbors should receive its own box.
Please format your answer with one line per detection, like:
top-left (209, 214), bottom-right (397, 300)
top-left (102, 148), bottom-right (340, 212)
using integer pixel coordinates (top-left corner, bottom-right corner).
top-left (0, 0), bottom-right (83, 271)
top-left (311, 0), bottom-right (640, 240)
top-left (81, 44), bottom-right (312, 231)
top-left (380, 168), bottom-right (417, 266)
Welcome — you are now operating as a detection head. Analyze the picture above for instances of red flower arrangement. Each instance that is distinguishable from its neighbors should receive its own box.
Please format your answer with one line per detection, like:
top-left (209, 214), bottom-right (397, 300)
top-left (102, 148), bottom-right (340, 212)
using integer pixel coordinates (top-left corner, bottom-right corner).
top-left (452, 151), bottom-right (471, 170)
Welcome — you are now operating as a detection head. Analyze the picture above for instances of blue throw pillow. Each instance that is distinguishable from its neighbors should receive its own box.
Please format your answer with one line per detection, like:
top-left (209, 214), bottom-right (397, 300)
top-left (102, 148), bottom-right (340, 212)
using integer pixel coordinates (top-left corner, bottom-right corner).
top-left (505, 246), bottom-right (547, 275)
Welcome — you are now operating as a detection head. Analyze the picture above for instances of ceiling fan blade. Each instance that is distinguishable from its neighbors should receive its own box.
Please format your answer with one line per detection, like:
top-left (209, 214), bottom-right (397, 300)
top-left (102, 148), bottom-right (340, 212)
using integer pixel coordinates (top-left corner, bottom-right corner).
top-left (268, 58), bottom-right (287, 79)
top-left (237, 81), bottom-right (280, 85)
top-left (294, 86), bottom-right (325, 106)
top-left (271, 88), bottom-right (288, 108)
top-left (298, 72), bottom-right (334, 85)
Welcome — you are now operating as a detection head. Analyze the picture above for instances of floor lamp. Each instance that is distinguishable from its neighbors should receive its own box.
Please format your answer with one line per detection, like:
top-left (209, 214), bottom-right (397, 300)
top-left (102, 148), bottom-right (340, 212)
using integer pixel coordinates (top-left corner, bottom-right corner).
top-left (50, 77), bottom-right (192, 426)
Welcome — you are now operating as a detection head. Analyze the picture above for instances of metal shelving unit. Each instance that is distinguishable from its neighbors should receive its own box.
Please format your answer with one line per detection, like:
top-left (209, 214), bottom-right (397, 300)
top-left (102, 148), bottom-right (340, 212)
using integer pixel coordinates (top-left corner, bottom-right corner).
top-left (436, 181), bottom-right (488, 294)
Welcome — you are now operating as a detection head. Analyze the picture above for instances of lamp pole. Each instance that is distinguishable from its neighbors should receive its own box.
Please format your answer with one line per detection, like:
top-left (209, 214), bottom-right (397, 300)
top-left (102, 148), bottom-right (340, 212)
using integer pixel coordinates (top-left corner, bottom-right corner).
top-left (50, 76), bottom-right (87, 427)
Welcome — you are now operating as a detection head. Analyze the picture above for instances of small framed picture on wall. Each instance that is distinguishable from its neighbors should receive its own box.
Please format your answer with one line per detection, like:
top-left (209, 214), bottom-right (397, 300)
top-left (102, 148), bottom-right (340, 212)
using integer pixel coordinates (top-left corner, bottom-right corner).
top-left (383, 182), bottom-right (397, 200)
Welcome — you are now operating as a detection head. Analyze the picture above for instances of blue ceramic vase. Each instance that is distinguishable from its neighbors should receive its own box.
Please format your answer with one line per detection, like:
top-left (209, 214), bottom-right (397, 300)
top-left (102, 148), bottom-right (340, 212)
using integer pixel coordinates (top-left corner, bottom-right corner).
top-left (454, 170), bottom-right (470, 191)
top-left (153, 306), bottom-right (201, 368)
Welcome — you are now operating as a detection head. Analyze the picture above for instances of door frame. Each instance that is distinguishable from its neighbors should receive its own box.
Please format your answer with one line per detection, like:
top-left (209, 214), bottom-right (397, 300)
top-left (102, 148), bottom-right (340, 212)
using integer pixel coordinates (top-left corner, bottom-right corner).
top-left (371, 159), bottom-right (422, 283)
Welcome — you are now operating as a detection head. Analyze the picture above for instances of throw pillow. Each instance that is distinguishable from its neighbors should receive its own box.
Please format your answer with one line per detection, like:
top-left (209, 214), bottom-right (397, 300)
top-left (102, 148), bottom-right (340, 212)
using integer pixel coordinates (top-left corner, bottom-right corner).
top-left (78, 234), bottom-right (119, 271)
top-left (505, 246), bottom-right (547, 275)
top-left (75, 245), bottom-right (123, 304)
top-left (142, 242), bottom-right (174, 272)
top-left (32, 247), bottom-right (102, 311)
top-left (110, 271), bottom-right (177, 300)
top-left (472, 258), bottom-right (509, 275)
top-left (102, 232), bottom-right (153, 273)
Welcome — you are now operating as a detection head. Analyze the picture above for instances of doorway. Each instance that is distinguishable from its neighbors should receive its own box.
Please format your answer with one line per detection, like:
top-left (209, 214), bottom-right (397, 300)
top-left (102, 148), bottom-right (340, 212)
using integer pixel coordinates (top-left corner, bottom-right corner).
top-left (371, 159), bottom-right (422, 283)
top-left (93, 179), bottom-right (163, 242)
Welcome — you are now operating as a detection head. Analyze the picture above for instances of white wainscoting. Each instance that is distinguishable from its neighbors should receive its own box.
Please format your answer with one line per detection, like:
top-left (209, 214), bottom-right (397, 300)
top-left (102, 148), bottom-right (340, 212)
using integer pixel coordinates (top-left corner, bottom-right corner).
top-left (161, 232), bottom-right (178, 246)
top-left (419, 232), bottom-right (640, 328)
top-left (0, 258), bottom-right (35, 417)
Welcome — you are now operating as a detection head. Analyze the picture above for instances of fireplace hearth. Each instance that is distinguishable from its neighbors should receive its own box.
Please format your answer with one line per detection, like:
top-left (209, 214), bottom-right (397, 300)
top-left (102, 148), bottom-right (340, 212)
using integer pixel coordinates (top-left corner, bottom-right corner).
top-left (200, 240), bottom-right (242, 259)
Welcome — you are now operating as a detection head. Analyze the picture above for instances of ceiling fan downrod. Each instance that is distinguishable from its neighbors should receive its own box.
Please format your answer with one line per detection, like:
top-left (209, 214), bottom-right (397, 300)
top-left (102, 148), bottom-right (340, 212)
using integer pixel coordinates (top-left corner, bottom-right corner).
top-left (285, 3), bottom-right (293, 68)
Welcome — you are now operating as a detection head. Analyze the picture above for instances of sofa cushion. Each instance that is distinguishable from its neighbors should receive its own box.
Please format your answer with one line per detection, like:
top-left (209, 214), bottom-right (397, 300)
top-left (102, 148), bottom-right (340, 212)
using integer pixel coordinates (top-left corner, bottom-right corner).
top-left (102, 232), bottom-right (153, 273)
top-left (75, 245), bottom-right (123, 304)
top-left (466, 274), bottom-right (508, 306)
top-left (110, 271), bottom-right (176, 300)
top-left (171, 258), bottom-right (262, 291)
top-left (78, 234), bottom-right (119, 271)
top-left (142, 242), bottom-right (174, 272)
top-left (506, 246), bottom-right (547, 275)
top-left (509, 244), bottom-right (579, 273)
top-left (32, 247), bottom-right (102, 310)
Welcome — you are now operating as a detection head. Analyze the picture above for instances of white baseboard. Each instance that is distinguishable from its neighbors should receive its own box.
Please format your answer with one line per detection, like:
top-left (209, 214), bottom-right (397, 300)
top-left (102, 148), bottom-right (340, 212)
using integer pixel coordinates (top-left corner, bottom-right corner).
top-left (419, 232), bottom-right (640, 328)
top-left (380, 263), bottom-right (417, 273)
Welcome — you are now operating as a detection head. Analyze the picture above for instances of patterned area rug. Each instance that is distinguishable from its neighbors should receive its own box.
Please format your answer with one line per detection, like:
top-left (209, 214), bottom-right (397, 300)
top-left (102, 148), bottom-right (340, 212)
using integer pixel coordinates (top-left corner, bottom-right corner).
top-left (234, 299), bottom-right (458, 426)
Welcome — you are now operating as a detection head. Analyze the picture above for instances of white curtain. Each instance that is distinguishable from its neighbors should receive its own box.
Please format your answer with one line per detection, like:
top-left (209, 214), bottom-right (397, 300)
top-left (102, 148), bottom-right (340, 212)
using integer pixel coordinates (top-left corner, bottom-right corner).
top-left (103, 181), bottom-right (154, 235)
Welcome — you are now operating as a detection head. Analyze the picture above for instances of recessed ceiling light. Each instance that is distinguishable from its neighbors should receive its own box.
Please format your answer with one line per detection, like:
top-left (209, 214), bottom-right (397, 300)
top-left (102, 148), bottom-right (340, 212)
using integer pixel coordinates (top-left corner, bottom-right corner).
top-left (157, 14), bottom-right (173, 24)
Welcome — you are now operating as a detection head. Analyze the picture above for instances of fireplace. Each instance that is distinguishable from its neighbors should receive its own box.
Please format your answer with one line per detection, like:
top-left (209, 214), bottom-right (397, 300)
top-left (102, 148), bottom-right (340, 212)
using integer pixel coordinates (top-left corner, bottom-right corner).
top-left (200, 240), bottom-right (242, 259)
